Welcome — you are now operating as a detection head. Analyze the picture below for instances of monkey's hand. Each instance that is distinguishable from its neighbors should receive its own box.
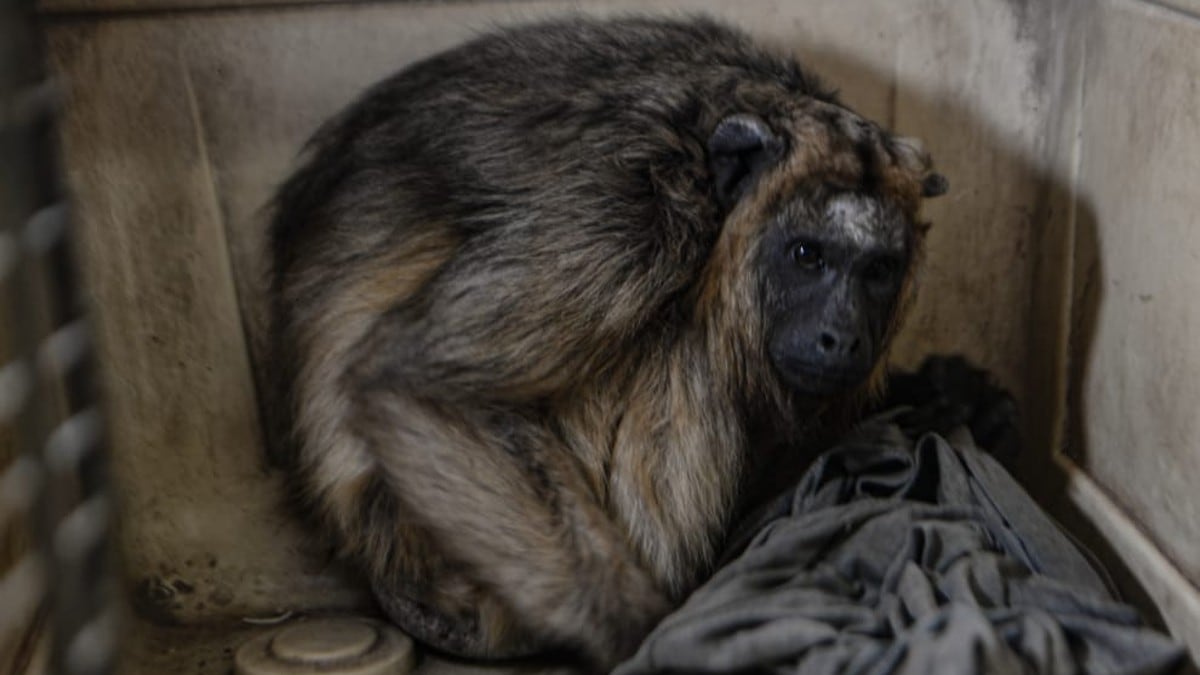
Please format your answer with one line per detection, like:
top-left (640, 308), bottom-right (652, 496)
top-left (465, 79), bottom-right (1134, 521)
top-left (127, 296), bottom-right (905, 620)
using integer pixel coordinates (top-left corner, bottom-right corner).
top-left (878, 355), bottom-right (1022, 470)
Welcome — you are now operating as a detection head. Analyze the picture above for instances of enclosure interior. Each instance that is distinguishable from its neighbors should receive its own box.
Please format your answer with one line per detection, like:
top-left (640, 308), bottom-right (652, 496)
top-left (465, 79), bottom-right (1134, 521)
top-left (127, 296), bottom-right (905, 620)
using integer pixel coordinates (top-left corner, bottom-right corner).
top-left (9, 0), bottom-right (1200, 672)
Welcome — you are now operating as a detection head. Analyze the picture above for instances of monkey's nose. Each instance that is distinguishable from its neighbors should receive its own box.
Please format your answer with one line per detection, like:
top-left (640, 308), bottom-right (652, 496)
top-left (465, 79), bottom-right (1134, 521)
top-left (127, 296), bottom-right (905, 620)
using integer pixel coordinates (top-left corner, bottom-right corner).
top-left (817, 330), bottom-right (861, 357)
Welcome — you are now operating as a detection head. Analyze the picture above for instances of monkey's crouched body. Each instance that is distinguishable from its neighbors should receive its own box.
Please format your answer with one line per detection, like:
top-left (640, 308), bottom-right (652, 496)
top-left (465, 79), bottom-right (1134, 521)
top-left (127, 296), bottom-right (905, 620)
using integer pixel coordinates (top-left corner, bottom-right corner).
top-left (267, 16), bottom-right (946, 670)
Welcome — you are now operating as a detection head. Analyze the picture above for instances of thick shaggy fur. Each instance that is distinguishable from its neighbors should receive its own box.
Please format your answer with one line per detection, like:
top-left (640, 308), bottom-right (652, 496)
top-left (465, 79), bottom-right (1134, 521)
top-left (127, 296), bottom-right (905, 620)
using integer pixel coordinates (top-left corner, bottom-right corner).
top-left (268, 16), bottom-right (941, 670)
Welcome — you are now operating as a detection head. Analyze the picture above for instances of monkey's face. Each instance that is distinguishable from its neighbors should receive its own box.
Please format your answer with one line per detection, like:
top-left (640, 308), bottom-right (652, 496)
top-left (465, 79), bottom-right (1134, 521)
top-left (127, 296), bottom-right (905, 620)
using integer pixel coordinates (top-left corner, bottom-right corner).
top-left (705, 108), bottom-right (943, 398)
top-left (760, 192), bottom-right (911, 397)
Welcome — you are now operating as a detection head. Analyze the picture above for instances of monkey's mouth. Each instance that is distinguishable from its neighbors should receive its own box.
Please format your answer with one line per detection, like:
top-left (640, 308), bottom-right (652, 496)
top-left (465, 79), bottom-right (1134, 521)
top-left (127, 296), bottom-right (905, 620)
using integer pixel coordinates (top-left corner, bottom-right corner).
top-left (774, 359), bottom-right (871, 396)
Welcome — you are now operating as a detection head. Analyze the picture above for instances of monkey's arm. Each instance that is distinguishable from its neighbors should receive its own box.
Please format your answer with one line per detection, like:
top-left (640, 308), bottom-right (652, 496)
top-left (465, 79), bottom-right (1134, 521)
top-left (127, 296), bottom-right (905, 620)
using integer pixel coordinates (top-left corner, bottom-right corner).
top-left (339, 106), bottom-right (717, 403)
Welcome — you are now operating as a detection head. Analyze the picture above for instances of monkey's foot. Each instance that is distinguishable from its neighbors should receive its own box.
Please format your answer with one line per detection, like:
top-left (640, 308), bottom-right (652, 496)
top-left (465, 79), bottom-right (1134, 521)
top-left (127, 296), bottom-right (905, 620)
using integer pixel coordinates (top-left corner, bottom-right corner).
top-left (372, 585), bottom-right (540, 661)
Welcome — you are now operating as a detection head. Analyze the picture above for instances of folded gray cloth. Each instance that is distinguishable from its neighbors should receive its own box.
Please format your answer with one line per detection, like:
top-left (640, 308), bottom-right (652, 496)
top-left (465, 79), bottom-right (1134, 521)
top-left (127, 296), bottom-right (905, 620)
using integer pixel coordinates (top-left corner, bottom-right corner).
top-left (615, 415), bottom-right (1187, 675)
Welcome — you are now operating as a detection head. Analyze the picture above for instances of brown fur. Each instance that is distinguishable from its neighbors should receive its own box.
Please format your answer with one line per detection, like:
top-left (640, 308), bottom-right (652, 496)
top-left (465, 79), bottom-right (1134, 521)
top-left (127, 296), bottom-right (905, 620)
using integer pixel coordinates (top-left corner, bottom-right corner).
top-left (268, 16), bottom-right (942, 671)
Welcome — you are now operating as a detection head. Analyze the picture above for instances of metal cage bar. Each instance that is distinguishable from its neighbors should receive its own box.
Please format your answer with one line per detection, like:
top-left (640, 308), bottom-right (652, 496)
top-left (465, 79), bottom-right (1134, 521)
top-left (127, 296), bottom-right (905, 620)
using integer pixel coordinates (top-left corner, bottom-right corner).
top-left (1, 3), bottom-right (117, 674)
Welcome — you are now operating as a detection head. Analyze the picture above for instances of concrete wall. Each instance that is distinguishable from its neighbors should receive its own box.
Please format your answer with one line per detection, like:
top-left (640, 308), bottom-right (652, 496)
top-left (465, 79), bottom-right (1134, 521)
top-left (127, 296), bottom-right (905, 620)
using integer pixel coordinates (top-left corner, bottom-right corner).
top-left (1070, 0), bottom-right (1200, 589)
top-left (34, 0), bottom-right (1200, 668)
top-left (1030, 0), bottom-right (1200, 657)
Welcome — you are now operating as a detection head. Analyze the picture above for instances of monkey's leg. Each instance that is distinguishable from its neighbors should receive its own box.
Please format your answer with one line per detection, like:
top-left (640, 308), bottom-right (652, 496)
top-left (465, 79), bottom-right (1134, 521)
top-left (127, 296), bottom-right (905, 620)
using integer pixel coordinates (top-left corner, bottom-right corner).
top-left (352, 389), bottom-right (670, 669)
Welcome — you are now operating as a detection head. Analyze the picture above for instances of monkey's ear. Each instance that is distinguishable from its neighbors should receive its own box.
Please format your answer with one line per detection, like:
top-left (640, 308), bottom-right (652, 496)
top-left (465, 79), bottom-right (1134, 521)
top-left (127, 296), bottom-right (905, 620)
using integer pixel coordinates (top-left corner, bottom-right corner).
top-left (708, 114), bottom-right (785, 210)
top-left (921, 173), bottom-right (949, 198)
top-left (890, 135), bottom-right (949, 199)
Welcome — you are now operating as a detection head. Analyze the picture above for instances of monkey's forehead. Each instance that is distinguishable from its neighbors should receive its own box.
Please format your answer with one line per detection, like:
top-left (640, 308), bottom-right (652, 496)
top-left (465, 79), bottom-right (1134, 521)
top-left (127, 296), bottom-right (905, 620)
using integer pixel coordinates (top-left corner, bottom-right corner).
top-left (778, 193), bottom-right (909, 251)
top-left (776, 100), bottom-right (935, 211)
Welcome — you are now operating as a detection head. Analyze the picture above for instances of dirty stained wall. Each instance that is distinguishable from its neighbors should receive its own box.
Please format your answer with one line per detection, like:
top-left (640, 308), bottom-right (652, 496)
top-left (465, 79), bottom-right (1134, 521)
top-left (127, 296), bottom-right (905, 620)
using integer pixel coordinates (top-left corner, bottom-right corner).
top-left (31, 0), bottom-right (1200, 667)
top-left (1057, 0), bottom-right (1200, 644)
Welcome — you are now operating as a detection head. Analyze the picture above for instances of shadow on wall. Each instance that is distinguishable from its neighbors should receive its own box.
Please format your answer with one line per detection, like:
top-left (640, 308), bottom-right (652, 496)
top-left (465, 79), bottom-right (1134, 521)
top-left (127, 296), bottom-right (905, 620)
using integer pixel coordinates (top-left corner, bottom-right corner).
top-left (1052, 198), bottom-right (1161, 617)
top-left (1028, 185), bottom-right (1178, 636)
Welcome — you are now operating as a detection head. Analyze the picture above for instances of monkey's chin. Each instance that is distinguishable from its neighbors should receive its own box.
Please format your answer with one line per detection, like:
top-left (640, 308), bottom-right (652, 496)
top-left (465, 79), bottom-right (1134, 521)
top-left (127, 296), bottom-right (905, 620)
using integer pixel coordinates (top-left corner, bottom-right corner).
top-left (774, 360), bottom-right (871, 397)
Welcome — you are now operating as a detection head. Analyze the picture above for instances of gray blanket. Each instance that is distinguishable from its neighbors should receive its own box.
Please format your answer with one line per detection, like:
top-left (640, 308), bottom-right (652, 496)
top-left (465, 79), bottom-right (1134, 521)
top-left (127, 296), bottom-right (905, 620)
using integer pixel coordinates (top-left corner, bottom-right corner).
top-left (614, 416), bottom-right (1187, 675)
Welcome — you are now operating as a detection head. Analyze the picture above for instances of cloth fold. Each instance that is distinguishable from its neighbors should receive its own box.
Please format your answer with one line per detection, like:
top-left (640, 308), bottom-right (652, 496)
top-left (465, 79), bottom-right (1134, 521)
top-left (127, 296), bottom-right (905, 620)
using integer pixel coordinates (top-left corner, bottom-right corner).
top-left (615, 416), bottom-right (1186, 674)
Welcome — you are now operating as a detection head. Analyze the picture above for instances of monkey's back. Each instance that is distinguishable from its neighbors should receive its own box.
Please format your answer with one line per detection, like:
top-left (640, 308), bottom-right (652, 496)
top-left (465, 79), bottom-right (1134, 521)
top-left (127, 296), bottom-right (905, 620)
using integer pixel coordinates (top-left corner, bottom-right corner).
top-left (269, 16), bottom-right (839, 413)
top-left (269, 16), bottom-right (835, 291)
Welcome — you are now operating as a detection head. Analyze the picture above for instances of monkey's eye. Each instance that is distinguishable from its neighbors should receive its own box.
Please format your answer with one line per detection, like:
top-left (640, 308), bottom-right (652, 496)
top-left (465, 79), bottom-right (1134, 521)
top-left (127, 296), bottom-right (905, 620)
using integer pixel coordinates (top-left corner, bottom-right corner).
top-left (789, 240), bottom-right (824, 270)
top-left (863, 256), bottom-right (902, 286)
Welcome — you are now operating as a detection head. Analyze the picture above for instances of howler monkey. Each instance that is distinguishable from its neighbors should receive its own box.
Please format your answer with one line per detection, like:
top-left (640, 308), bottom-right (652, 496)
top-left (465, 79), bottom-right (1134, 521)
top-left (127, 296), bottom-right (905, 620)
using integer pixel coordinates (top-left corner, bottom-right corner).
top-left (268, 15), bottom-right (948, 671)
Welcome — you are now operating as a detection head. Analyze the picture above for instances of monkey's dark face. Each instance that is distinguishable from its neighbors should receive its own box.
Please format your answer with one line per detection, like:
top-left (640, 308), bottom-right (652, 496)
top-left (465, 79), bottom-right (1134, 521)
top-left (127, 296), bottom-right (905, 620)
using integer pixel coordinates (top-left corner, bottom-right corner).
top-left (706, 110), bottom-right (942, 397)
top-left (760, 192), bottom-right (911, 396)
